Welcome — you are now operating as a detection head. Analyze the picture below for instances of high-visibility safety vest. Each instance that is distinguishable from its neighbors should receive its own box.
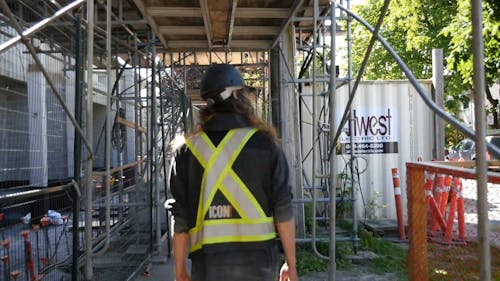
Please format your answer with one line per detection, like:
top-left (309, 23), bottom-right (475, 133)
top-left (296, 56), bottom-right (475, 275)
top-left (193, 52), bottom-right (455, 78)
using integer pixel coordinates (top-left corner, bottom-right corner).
top-left (185, 127), bottom-right (276, 253)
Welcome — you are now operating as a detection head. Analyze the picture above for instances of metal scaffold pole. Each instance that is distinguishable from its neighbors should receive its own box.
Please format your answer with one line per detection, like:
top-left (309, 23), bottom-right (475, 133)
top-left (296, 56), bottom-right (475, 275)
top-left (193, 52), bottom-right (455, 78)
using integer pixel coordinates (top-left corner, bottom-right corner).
top-left (73, 12), bottom-right (83, 281)
top-left (151, 33), bottom-right (162, 248)
top-left (91, 0), bottom-right (113, 256)
top-left (84, 0), bottom-right (95, 279)
top-left (0, 0), bottom-right (85, 53)
top-left (310, 0), bottom-right (328, 260)
top-left (471, 0), bottom-right (490, 279)
top-left (328, 3), bottom-right (338, 281)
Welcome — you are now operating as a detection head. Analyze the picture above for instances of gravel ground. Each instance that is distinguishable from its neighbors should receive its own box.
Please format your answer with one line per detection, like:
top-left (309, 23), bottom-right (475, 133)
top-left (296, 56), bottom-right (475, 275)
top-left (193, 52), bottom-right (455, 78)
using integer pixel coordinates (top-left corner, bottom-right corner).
top-left (460, 179), bottom-right (500, 247)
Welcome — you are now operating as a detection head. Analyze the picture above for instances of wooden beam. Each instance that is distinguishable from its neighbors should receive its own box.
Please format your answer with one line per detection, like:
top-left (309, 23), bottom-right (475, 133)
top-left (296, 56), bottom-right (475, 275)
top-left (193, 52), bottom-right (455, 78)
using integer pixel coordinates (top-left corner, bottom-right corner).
top-left (165, 40), bottom-right (271, 51)
top-left (167, 40), bottom-right (209, 49)
top-left (146, 7), bottom-right (202, 17)
top-left (133, 0), bottom-right (169, 48)
top-left (230, 40), bottom-right (271, 49)
top-left (199, 0), bottom-right (213, 49)
top-left (116, 116), bottom-right (147, 133)
top-left (232, 26), bottom-right (281, 35)
top-left (159, 26), bottom-right (205, 35)
top-left (271, 0), bottom-right (305, 48)
top-left (235, 8), bottom-right (291, 18)
top-left (406, 165), bottom-right (428, 281)
top-left (227, 0), bottom-right (238, 47)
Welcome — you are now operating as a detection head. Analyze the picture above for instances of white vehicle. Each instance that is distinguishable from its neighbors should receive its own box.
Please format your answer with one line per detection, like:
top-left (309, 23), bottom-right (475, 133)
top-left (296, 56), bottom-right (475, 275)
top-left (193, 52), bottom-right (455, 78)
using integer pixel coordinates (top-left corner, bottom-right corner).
top-left (446, 135), bottom-right (500, 161)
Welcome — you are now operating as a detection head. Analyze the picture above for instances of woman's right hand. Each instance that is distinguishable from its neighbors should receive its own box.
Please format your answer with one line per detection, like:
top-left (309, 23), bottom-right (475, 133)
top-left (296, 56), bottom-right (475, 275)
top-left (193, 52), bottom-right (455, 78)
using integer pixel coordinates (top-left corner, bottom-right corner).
top-left (279, 262), bottom-right (299, 281)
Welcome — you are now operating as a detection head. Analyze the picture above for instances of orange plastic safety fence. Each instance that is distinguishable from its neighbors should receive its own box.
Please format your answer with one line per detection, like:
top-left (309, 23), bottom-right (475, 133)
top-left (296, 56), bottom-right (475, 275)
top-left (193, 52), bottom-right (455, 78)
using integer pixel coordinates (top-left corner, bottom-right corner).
top-left (406, 161), bottom-right (500, 281)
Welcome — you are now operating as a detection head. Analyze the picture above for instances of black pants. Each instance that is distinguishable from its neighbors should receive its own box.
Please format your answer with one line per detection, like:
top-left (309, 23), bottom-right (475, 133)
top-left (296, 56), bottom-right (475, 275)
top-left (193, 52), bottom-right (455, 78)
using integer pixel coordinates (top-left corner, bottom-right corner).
top-left (191, 245), bottom-right (279, 281)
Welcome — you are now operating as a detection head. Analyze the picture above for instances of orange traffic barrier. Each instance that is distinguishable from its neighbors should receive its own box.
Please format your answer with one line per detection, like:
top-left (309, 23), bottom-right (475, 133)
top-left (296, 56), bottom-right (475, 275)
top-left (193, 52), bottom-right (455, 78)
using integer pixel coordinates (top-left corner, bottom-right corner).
top-left (444, 177), bottom-right (460, 242)
top-left (424, 172), bottom-right (435, 205)
top-left (439, 175), bottom-right (453, 221)
top-left (391, 168), bottom-right (406, 240)
top-left (456, 178), bottom-right (466, 240)
top-left (431, 174), bottom-right (445, 231)
top-left (424, 172), bottom-right (447, 232)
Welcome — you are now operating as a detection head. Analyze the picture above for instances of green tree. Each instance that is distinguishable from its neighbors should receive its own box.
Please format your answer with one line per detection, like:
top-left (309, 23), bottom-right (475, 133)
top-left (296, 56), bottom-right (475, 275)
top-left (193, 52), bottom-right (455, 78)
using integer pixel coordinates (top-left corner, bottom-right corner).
top-left (441, 0), bottom-right (500, 128)
top-left (350, 0), bottom-right (500, 134)
top-left (351, 0), bottom-right (456, 80)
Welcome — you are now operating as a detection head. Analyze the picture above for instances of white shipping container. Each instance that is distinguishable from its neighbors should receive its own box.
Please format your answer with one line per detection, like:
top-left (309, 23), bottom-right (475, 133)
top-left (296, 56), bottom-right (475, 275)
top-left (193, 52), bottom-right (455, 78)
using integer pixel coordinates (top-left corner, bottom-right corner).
top-left (299, 80), bottom-right (435, 222)
top-left (335, 80), bottom-right (434, 221)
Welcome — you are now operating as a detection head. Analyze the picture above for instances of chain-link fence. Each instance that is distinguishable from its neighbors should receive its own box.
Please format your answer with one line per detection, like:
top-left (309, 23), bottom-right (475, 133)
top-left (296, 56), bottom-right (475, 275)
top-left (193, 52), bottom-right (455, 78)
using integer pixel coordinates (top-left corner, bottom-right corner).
top-left (0, 182), bottom-right (78, 281)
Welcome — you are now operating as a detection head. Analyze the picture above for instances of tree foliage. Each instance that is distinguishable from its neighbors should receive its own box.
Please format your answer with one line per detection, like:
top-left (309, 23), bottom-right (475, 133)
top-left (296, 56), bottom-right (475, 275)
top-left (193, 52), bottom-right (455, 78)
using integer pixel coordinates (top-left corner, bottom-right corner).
top-left (350, 0), bottom-right (500, 131)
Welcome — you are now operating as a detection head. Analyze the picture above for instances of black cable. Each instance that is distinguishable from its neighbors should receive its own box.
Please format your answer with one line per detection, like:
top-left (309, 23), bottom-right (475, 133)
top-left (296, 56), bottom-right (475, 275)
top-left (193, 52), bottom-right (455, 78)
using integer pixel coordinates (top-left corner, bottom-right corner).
top-left (335, 155), bottom-right (369, 221)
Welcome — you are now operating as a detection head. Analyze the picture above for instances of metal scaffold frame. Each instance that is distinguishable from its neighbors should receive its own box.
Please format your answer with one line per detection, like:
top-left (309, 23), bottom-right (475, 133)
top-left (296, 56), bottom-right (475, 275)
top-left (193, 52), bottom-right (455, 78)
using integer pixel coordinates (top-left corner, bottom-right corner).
top-left (0, 1), bottom-right (190, 280)
top-left (284, 1), bottom-right (494, 280)
top-left (284, 1), bottom-right (356, 279)
top-left (0, 0), bottom-right (494, 280)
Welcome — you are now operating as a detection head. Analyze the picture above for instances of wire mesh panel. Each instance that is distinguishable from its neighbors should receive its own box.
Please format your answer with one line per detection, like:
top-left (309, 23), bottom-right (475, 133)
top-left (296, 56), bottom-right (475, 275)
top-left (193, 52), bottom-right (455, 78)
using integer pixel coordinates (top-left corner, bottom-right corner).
top-left (89, 163), bottom-right (153, 281)
top-left (0, 76), bottom-right (29, 188)
top-left (0, 183), bottom-right (78, 281)
top-left (0, 52), bottom-right (70, 189)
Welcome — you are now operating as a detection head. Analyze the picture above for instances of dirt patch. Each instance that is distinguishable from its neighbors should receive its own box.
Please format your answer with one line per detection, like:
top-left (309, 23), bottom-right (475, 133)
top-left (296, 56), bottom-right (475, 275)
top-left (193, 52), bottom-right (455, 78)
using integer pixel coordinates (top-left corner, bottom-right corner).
top-left (428, 242), bottom-right (500, 280)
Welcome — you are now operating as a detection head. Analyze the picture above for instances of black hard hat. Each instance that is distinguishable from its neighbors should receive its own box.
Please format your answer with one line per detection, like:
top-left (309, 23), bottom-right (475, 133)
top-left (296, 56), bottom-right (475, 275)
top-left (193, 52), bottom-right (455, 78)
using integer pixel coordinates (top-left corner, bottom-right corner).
top-left (200, 64), bottom-right (245, 102)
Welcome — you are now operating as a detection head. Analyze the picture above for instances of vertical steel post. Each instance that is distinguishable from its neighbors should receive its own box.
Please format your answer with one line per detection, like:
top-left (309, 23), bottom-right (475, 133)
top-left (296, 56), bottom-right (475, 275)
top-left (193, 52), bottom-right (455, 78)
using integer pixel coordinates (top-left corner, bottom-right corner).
top-left (311, 0), bottom-right (318, 250)
top-left (346, 0), bottom-right (359, 254)
top-left (471, 0), bottom-right (491, 280)
top-left (432, 49), bottom-right (445, 161)
top-left (145, 33), bottom-right (154, 251)
top-left (328, 2), bottom-right (338, 280)
top-left (311, 0), bottom-right (327, 261)
top-left (84, 0), bottom-right (95, 279)
top-left (159, 62), bottom-right (172, 256)
top-left (72, 13), bottom-right (82, 281)
top-left (100, 0), bottom-right (113, 254)
top-left (151, 33), bottom-right (162, 247)
top-left (133, 37), bottom-right (141, 178)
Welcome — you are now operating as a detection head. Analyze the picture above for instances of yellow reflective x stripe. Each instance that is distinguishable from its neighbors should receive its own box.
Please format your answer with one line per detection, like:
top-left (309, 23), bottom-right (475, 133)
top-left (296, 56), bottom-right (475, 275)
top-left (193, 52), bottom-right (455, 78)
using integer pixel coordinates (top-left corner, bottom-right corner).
top-left (198, 130), bottom-right (238, 224)
top-left (203, 217), bottom-right (274, 226)
top-left (189, 218), bottom-right (276, 252)
top-left (205, 128), bottom-right (267, 219)
top-left (186, 130), bottom-right (242, 225)
top-left (185, 128), bottom-right (276, 252)
top-left (186, 128), bottom-right (266, 222)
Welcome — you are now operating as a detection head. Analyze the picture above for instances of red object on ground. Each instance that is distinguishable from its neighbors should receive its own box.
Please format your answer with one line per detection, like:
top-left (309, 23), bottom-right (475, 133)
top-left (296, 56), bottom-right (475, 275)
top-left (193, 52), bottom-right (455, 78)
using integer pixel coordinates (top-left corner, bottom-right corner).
top-left (2, 239), bottom-right (10, 249)
top-left (40, 216), bottom-right (50, 227)
top-left (20, 230), bottom-right (30, 240)
top-left (10, 270), bottom-right (21, 280)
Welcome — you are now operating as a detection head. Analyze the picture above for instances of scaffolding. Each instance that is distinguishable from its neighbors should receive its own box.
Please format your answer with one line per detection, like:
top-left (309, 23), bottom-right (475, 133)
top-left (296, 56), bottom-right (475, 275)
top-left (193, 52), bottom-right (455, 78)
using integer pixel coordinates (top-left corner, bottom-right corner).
top-left (0, 0), bottom-right (496, 280)
top-left (0, 1), bottom-right (271, 280)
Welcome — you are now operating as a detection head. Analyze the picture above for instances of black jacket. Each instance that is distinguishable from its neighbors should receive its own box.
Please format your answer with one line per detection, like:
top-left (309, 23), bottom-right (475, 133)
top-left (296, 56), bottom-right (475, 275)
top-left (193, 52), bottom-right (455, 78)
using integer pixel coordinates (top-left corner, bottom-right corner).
top-left (169, 113), bottom-right (294, 254)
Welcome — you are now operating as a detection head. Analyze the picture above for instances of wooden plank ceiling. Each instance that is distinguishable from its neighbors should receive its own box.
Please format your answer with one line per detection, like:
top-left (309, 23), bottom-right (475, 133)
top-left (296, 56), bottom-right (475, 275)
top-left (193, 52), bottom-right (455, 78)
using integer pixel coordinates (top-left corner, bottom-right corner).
top-left (134, 0), bottom-right (303, 51)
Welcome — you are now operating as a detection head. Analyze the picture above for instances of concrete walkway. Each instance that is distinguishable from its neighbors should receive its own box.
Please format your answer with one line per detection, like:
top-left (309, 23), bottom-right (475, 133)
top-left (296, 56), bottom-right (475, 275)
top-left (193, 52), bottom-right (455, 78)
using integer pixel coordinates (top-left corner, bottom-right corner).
top-left (131, 252), bottom-right (401, 281)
